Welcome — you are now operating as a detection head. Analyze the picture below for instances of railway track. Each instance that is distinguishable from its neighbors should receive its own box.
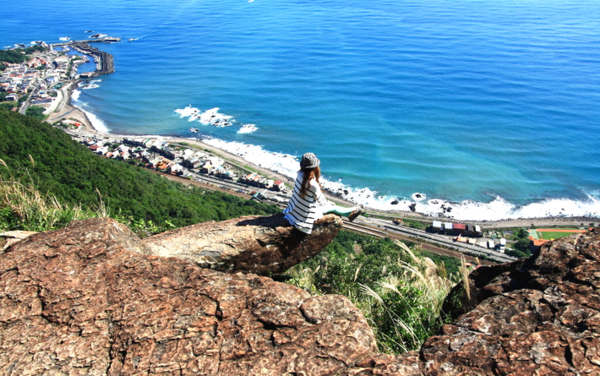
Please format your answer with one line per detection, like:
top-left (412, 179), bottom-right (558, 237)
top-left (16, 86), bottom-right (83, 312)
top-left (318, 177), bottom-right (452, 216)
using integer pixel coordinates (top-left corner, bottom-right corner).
top-left (343, 222), bottom-right (499, 265)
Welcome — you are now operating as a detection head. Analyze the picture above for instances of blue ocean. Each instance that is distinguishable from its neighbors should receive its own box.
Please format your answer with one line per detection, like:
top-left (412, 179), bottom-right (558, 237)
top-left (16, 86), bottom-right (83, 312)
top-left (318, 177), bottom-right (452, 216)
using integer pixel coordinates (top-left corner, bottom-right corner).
top-left (2, 0), bottom-right (600, 220)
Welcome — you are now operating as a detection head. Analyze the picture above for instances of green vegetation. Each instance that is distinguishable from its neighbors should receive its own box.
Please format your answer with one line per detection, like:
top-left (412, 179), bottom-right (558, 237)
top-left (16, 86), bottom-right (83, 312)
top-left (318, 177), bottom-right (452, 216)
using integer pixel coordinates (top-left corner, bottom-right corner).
top-left (0, 50), bottom-right (28, 65)
top-left (0, 169), bottom-right (103, 233)
top-left (0, 109), bottom-right (279, 232)
top-left (403, 219), bottom-right (428, 230)
top-left (25, 105), bottom-right (46, 120)
top-left (0, 103), bottom-right (16, 111)
top-left (0, 46), bottom-right (45, 65)
top-left (285, 231), bottom-right (456, 353)
top-left (506, 228), bottom-right (532, 258)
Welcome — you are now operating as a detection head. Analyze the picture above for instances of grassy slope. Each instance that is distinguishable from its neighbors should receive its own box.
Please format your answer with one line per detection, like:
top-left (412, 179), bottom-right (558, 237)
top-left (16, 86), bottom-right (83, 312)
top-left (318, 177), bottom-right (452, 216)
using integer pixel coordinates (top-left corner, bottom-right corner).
top-left (0, 108), bottom-right (279, 229)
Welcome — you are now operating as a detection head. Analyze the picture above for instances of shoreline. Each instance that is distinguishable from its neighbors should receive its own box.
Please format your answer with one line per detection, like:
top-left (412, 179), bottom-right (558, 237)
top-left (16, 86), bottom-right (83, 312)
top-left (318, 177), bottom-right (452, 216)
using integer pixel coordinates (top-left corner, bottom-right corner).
top-left (48, 84), bottom-right (599, 229)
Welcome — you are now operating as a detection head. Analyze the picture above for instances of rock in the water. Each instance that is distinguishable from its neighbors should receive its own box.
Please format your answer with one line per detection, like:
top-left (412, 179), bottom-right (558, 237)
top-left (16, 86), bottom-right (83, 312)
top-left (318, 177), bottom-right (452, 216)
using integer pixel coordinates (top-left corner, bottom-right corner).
top-left (142, 213), bottom-right (343, 276)
top-left (0, 217), bottom-right (376, 375)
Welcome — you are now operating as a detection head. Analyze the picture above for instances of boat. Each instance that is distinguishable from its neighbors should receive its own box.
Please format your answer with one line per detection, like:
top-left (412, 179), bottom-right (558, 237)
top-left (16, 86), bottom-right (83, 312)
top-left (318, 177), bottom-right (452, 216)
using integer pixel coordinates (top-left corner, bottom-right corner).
top-left (84, 30), bottom-right (93, 33)
top-left (189, 128), bottom-right (200, 133)
top-left (59, 37), bottom-right (71, 41)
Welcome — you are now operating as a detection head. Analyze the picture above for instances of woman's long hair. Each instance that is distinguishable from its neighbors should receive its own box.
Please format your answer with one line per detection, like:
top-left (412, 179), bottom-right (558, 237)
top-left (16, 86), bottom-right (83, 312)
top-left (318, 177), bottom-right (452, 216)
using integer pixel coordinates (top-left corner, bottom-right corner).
top-left (299, 166), bottom-right (321, 198)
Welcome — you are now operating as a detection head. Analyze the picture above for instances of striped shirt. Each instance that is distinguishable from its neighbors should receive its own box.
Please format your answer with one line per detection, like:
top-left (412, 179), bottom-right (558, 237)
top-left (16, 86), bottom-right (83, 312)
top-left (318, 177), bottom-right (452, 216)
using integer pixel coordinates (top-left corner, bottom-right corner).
top-left (283, 171), bottom-right (329, 234)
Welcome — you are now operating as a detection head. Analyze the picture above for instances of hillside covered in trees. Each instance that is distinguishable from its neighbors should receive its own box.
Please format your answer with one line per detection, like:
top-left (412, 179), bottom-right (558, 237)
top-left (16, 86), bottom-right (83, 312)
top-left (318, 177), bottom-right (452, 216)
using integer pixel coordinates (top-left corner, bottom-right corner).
top-left (0, 109), bottom-right (279, 229)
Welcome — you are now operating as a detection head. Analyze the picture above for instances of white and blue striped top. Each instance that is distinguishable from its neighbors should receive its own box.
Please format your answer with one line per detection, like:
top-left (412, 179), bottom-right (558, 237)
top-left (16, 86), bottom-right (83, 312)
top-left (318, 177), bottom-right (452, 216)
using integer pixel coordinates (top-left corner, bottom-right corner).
top-left (283, 171), bottom-right (329, 234)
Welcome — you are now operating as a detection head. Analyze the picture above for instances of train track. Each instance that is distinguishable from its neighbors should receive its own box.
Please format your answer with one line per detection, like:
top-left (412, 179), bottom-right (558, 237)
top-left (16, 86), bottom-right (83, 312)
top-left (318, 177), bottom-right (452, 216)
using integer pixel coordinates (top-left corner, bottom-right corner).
top-left (343, 222), bottom-right (499, 265)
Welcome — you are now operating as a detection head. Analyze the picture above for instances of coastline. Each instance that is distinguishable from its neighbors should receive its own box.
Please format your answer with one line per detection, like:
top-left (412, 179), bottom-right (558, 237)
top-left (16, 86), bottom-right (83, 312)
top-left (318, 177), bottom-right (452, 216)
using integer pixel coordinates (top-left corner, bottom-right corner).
top-left (48, 83), bottom-right (599, 230)
top-left (46, 81), bottom-right (96, 133)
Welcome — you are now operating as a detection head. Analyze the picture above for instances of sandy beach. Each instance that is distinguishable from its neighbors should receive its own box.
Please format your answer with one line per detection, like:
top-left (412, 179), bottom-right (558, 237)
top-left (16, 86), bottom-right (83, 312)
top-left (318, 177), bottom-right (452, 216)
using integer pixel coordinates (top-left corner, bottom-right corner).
top-left (46, 83), bottom-right (598, 230)
top-left (46, 82), bottom-right (98, 134)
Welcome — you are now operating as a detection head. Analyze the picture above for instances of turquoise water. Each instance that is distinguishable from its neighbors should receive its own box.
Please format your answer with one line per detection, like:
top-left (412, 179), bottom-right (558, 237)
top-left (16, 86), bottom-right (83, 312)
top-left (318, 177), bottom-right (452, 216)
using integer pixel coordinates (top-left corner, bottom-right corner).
top-left (2, 0), bottom-right (600, 219)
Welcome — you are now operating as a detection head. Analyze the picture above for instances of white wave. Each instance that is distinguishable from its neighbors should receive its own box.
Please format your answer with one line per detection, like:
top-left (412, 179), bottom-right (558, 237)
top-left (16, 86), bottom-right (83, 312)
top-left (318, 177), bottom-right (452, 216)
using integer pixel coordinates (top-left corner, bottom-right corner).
top-left (237, 124), bottom-right (257, 134)
top-left (70, 91), bottom-right (110, 133)
top-left (71, 89), bottom-right (81, 101)
top-left (81, 109), bottom-right (110, 133)
top-left (175, 106), bottom-right (234, 127)
top-left (202, 137), bottom-right (600, 221)
top-left (202, 138), bottom-right (299, 179)
top-left (174, 104), bottom-right (198, 118)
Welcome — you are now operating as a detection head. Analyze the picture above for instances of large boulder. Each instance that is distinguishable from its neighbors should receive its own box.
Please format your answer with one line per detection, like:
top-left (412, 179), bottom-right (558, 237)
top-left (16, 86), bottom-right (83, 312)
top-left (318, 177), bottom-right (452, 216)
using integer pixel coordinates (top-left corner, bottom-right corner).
top-left (343, 228), bottom-right (600, 375)
top-left (4, 216), bottom-right (599, 376)
top-left (142, 213), bottom-right (343, 276)
top-left (0, 218), bottom-right (376, 375)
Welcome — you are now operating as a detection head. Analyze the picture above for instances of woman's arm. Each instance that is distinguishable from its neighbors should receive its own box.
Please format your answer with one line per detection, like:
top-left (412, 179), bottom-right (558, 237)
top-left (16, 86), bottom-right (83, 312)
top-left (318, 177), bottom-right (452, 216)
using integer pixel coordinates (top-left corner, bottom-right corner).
top-left (310, 179), bottom-right (329, 207)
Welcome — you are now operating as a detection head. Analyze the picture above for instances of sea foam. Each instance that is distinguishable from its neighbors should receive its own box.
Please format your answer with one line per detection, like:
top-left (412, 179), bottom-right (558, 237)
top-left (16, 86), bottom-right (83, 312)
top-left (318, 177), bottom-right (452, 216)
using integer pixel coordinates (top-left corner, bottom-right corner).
top-left (70, 90), bottom-right (110, 133)
top-left (175, 105), bottom-right (234, 127)
top-left (202, 137), bottom-right (600, 221)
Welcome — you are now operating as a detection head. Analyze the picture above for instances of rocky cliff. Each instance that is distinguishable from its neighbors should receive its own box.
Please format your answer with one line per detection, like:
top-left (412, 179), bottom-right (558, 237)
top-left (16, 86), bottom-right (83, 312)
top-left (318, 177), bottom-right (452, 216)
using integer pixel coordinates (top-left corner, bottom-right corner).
top-left (1, 218), bottom-right (599, 375)
top-left (142, 213), bottom-right (343, 276)
top-left (344, 228), bottom-right (600, 375)
top-left (0, 218), bottom-right (373, 375)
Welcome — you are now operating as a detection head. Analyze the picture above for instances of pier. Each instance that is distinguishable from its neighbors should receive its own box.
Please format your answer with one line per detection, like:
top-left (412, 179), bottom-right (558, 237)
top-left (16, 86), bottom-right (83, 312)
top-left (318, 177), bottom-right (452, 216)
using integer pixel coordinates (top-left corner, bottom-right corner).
top-left (52, 39), bottom-right (116, 78)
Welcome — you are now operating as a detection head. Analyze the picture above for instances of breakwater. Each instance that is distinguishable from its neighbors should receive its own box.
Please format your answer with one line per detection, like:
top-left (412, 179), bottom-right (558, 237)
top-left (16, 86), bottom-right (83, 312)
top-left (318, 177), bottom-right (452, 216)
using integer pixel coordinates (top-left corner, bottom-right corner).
top-left (70, 42), bottom-right (114, 77)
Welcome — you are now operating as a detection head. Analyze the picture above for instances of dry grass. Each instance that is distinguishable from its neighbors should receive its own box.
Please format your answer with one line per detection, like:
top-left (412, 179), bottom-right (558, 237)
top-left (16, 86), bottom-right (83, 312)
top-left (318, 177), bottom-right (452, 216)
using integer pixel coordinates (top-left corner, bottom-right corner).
top-left (459, 255), bottom-right (471, 300)
top-left (0, 164), bottom-right (101, 232)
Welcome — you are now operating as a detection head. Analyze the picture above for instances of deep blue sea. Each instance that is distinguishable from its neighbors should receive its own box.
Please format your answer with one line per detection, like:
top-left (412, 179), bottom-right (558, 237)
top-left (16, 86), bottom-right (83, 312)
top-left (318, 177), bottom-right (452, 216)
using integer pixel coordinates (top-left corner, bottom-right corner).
top-left (2, 0), bottom-right (600, 220)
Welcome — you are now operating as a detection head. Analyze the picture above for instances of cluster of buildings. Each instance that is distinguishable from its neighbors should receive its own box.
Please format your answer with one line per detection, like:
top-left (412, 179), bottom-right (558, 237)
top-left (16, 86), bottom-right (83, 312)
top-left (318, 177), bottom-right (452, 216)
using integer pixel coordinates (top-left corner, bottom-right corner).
top-left (0, 63), bottom-right (42, 101)
top-left (1, 44), bottom-right (86, 111)
top-left (430, 221), bottom-right (483, 237)
top-left (239, 173), bottom-right (285, 192)
top-left (429, 220), bottom-right (507, 252)
top-left (81, 136), bottom-right (288, 195)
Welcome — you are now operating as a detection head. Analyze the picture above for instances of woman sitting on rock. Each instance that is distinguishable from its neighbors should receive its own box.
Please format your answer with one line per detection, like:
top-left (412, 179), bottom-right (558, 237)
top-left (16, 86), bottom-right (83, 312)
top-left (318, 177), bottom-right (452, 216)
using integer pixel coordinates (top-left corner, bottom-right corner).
top-left (283, 152), bottom-right (362, 234)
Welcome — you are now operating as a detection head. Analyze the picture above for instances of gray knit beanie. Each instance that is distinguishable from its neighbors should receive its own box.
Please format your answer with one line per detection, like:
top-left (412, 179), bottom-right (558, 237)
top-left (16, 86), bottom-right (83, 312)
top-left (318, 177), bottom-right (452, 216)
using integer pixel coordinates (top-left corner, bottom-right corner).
top-left (300, 152), bottom-right (320, 169)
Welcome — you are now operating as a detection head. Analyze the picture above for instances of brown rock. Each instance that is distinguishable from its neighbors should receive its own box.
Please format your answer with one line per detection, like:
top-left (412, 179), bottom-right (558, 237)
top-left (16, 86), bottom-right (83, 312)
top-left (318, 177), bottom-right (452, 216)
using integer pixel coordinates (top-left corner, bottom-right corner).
top-left (0, 217), bottom-right (376, 375)
top-left (343, 228), bottom-right (600, 375)
top-left (142, 213), bottom-right (343, 276)
top-left (4, 217), bottom-right (599, 375)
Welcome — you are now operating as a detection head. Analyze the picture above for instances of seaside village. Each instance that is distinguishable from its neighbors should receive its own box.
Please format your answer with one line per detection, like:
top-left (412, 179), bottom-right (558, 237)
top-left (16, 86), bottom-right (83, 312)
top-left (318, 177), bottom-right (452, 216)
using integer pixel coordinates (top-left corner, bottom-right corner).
top-left (82, 134), bottom-right (289, 201)
top-left (0, 41), bottom-right (88, 111)
top-left (0, 41), bottom-right (290, 203)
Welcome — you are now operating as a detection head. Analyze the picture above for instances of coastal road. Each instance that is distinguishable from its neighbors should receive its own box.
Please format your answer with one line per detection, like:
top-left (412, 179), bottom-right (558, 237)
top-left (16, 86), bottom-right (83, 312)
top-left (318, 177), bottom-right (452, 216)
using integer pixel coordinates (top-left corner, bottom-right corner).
top-left (353, 217), bottom-right (517, 263)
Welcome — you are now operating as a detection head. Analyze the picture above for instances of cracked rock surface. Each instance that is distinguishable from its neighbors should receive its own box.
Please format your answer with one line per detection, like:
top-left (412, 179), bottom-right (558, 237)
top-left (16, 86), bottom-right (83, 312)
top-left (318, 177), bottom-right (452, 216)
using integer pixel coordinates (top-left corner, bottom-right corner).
top-left (0, 218), bottom-right (375, 375)
top-left (344, 228), bottom-right (600, 375)
top-left (142, 213), bottom-right (343, 276)
top-left (3, 216), bottom-right (599, 375)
